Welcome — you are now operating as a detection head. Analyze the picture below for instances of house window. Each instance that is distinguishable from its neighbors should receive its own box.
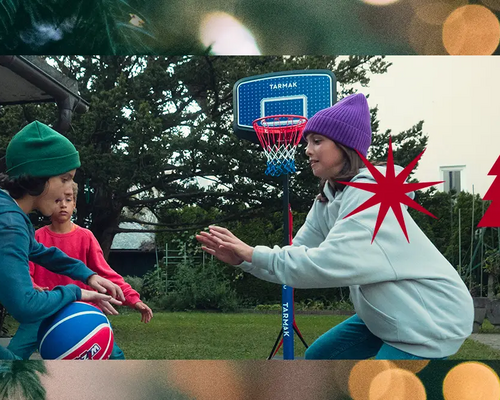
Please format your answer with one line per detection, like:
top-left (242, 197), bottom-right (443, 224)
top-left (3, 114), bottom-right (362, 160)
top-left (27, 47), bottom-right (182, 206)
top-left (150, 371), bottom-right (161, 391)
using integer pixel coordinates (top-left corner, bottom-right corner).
top-left (440, 166), bottom-right (465, 193)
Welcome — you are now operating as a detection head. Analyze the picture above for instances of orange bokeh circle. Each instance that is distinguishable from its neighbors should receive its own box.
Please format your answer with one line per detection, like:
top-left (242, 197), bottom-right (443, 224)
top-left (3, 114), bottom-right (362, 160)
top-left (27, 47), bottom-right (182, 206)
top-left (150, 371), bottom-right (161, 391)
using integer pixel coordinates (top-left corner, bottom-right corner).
top-left (369, 368), bottom-right (426, 400)
top-left (442, 5), bottom-right (500, 55)
top-left (443, 362), bottom-right (500, 400)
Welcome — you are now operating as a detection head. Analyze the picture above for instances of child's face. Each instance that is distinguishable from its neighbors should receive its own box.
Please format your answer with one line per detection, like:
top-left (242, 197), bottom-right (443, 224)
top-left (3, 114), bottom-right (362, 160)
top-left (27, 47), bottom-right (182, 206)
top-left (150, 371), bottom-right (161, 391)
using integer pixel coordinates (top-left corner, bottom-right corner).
top-left (305, 134), bottom-right (345, 179)
top-left (52, 188), bottom-right (76, 224)
top-left (34, 170), bottom-right (76, 217)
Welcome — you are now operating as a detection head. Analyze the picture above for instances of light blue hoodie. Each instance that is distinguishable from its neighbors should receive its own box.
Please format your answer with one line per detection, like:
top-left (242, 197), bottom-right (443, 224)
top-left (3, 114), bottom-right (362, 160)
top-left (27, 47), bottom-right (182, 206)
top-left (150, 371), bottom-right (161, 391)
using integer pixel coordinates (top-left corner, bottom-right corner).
top-left (239, 166), bottom-right (474, 358)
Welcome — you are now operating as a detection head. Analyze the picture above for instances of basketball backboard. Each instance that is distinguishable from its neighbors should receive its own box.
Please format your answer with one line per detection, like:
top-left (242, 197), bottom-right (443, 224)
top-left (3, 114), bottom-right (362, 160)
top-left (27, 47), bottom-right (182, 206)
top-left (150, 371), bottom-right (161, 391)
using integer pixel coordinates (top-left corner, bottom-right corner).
top-left (233, 69), bottom-right (336, 143)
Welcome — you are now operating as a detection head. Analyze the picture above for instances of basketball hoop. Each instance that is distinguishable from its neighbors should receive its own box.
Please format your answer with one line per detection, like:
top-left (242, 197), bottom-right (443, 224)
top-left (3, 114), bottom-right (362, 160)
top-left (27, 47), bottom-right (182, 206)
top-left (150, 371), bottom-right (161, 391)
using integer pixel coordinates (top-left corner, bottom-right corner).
top-left (234, 71), bottom-right (335, 360)
top-left (252, 115), bottom-right (308, 177)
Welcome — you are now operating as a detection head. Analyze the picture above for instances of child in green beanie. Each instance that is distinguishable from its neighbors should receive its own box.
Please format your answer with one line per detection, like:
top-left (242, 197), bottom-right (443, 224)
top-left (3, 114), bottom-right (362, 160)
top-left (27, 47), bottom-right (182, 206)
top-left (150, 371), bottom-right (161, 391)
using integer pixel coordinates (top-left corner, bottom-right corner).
top-left (0, 121), bottom-right (126, 360)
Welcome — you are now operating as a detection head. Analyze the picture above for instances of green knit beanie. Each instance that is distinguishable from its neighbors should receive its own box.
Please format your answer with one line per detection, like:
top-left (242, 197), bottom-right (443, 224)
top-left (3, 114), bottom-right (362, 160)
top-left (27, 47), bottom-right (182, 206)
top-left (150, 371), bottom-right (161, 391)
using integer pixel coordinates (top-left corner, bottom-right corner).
top-left (6, 121), bottom-right (81, 178)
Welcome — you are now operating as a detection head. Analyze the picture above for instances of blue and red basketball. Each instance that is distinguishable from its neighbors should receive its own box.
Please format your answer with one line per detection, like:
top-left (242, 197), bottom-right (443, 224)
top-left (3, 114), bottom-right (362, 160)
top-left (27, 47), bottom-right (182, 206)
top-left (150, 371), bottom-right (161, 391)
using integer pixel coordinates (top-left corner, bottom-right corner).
top-left (37, 301), bottom-right (114, 360)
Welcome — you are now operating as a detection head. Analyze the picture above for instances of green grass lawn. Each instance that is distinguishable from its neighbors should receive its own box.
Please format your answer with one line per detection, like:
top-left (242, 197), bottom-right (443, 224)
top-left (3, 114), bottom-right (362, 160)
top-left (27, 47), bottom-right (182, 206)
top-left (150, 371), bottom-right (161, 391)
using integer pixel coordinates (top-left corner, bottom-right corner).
top-left (108, 311), bottom-right (348, 359)
top-left (105, 311), bottom-right (500, 360)
top-left (5, 311), bottom-right (500, 360)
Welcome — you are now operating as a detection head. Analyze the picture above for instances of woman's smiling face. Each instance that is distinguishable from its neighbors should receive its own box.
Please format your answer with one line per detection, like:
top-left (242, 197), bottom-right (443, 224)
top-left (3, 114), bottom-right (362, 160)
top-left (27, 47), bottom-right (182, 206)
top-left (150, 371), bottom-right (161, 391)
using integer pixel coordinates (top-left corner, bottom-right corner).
top-left (305, 133), bottom-right (345, 179)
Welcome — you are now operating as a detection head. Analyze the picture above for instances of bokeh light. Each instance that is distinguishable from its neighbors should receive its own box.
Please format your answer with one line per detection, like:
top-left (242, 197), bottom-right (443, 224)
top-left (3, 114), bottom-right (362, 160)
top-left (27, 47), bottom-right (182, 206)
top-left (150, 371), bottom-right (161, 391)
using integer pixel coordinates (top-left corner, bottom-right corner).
top-left (414, 2), bottom-right (455, 25)
top-left (408, 15), bottom-right (447, 54)
top-left (167, 360), bottom-right (245, 400)
top-left (242, 361), bottom-right (338, 400)
top-left (442, 5), bottom-right (500, 55)
top-left (348, 360), bottom-right (396, 400)
top-left (369, 368), bottom-right (426, 400)
top-left (409, 0), bottom-right (469, 14)
top-left (481, 0), bottom-right (500, 11)
top-left (362, 0), bottom-right (400, 5)
top-left (391, 360), bottom-right (430, 374)
top-left (410, 0), bottom-right (468, 9)
top-left (199, 12), bottom-right (261, 55)
top-left (443, 362), bottom-right (500, 400)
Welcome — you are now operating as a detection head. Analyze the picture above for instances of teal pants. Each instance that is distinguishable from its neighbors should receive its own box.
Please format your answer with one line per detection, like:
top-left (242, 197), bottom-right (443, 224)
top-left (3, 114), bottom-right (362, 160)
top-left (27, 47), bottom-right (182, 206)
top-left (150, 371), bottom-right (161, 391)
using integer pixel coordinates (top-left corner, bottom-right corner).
top-left (8, 321), bottom-right (125, 360)
top-left (305, 314), bottom-right (446, 360)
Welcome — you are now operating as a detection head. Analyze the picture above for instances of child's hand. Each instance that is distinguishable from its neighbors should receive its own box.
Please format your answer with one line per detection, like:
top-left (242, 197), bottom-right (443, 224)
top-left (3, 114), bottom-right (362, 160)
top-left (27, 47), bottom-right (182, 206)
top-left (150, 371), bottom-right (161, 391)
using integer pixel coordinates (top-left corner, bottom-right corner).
top-left (34, 284), bottom-right (49, 292)
top-left (196, 226), bottom-right (254, 265)
top-left (134, 301), bottom-right (153, 323)
top-left (87, 275), bottom-right (126, 302)
top-left (80, 289), bottom-right (123, 310)
top-left (97, 300), bottom-right (120, 316)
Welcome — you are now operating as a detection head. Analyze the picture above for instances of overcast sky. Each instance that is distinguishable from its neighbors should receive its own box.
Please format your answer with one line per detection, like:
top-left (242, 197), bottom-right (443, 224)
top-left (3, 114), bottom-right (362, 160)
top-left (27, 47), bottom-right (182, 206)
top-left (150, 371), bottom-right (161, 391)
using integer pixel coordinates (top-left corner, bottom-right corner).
top-left (358, 56), bottom-right (500, 196)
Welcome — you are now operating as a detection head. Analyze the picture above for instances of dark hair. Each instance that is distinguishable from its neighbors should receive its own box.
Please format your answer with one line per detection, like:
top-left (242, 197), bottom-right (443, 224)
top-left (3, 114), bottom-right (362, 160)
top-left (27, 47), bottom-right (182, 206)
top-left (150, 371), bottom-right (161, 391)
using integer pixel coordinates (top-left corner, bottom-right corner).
top-left (0, 173), bottom-right (50, 199)
top-left (316, 142), bottom-right (366, 202)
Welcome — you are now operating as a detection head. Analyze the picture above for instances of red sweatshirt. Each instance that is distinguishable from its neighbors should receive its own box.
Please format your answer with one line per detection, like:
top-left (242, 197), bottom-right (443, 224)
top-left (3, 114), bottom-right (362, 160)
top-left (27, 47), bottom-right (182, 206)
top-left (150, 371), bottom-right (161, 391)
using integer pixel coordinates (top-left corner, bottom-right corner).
top-left (30, 225), bottom-right (141, 308)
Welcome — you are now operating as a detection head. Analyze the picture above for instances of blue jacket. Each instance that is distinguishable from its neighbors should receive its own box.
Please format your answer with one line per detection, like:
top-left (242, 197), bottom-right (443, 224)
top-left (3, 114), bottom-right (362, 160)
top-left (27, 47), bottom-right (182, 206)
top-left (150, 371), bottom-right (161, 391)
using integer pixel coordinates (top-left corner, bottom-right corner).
top-left (0, 189), bottom-right (95, 324)
top-left (240, 166), bottom-right (474, 358)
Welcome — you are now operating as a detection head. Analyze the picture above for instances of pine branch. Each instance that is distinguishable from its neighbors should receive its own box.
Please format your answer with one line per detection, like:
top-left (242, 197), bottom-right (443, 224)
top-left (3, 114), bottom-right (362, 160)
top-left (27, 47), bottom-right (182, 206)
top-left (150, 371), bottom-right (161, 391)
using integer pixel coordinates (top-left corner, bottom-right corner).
top-left (118, 171), bottom-right (223, 200)
top-left (124, 190), bottom-right (265, 206)
top-left (116, 206), bottom-right (278, 233)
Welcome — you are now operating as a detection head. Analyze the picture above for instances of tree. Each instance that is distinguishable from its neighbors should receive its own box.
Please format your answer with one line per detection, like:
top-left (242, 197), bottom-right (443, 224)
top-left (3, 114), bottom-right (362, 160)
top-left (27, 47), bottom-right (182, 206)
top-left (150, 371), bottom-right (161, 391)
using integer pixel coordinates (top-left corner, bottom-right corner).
top-left (0, 56), bottom-right (428, 260)
top-left (478, 155), bottom-right (500, 228)
top-left (0, 0), bottom-right (197, 54)
top-left (407, 185), bottom-right (500, 297)
top-left (408, 188), bottom-right (454, 257)
top-left (0, 361), bottom-right (47, 400)
top-left (485, 249), bottom-right (500, 299)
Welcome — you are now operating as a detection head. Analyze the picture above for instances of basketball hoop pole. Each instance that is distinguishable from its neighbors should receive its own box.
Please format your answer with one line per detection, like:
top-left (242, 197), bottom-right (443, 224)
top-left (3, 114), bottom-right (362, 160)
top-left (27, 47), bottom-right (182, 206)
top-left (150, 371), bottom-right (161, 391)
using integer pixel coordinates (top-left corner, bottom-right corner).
top-left (266, 176), bottom-right (309, 360)
top-left (251, 115), bottom-right (309, 360)
top-left (281, 174), bottom-right (294, 360)
top-left (233, 70), bottom-right (337, 360)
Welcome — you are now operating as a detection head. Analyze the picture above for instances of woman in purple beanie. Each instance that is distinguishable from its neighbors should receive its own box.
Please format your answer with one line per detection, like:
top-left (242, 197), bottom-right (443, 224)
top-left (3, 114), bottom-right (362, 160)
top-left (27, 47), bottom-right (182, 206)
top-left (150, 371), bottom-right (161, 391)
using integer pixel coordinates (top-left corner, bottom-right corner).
top-left (197, 93), bottom-right (473, 360)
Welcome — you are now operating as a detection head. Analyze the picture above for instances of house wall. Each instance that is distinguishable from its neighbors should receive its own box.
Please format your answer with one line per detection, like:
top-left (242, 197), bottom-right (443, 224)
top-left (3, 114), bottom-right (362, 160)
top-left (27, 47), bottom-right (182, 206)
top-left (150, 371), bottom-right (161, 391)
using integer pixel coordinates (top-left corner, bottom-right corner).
top-left (108, 251), bottom-right (158, 278)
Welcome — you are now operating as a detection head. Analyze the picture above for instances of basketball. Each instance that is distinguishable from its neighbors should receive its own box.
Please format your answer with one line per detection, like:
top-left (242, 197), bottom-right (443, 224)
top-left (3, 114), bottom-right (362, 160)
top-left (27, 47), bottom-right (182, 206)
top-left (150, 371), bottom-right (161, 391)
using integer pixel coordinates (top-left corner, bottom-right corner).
top-left (37, 301), bottom-right (114, 360)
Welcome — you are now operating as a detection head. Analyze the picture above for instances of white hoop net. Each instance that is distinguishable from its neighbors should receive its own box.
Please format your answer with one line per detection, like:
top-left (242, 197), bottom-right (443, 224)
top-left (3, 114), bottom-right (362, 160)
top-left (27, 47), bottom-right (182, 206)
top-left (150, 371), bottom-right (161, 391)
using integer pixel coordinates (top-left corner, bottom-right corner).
top-left (252, 115), bottom-right (308, 177)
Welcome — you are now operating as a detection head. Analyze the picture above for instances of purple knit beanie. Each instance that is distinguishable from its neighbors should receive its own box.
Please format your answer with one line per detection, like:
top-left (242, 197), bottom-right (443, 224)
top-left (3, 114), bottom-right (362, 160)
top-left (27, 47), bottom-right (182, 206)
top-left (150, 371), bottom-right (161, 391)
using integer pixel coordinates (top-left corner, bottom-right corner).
top-left (303, 93), bottom-right (372, 157)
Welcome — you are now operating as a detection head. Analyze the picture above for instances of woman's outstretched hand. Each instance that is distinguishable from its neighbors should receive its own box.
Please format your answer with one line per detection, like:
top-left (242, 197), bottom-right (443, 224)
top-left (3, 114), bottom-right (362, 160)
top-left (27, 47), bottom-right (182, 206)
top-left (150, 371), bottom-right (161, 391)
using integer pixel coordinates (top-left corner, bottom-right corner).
top-left (196, 226), bottom-right (254, 265)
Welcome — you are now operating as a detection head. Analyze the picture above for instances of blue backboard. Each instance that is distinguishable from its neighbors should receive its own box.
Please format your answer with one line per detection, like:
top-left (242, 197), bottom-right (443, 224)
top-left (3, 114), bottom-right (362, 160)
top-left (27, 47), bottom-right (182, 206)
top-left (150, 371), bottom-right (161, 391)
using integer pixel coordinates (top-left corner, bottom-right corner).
top-left (233, 70), bottom-right (337, 143)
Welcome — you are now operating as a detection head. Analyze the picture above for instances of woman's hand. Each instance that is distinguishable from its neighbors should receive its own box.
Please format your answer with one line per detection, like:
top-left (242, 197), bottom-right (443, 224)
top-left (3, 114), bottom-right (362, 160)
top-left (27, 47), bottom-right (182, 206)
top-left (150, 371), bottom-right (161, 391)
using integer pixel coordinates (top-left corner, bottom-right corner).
top-left (196, 226), bottom-right (254, 265)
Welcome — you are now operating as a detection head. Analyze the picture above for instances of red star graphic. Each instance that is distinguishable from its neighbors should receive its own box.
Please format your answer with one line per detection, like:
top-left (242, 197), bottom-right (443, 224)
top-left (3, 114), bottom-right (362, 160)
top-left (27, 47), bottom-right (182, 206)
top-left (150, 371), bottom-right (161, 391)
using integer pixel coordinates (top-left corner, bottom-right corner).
top-left (337, 137), bottom-right (443, 243)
